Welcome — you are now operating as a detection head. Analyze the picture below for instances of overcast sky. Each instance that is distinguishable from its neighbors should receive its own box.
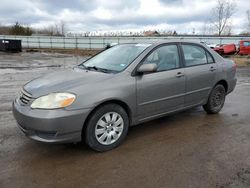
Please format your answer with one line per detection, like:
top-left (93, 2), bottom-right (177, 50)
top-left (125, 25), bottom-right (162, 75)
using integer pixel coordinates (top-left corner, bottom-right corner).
top-left (0, 0), bottom-right (249, 34)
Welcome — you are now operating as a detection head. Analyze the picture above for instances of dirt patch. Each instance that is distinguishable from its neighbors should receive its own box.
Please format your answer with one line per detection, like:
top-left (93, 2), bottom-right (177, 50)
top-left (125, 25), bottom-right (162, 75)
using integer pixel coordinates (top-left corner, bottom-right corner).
top-left (229, 55), bottom-right (250, 67)
top-left (216, 168), bottom-right (250, 188)
top-left (25, 48), bottom-right (101, 56)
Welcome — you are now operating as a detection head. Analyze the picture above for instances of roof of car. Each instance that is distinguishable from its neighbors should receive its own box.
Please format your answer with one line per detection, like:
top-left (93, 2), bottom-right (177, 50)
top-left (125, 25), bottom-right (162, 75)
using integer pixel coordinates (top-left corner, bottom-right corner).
top-left (122, 40), bottom-right (203, 46)
top-left (114, 40), bottom-right (209, 51)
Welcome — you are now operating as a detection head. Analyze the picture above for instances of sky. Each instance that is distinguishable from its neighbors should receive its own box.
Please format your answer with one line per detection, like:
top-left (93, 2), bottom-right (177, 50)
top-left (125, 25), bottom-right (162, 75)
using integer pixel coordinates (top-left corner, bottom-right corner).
top-left (0, 0), bottom-right (249, 34)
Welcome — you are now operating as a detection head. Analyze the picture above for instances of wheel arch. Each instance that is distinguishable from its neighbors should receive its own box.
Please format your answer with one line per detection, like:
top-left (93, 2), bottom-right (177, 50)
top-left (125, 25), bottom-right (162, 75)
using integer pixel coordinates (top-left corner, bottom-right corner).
top-left (81, 99), bottom-right (132, 140)
top-left (215, 80), bottom-right (228, 92)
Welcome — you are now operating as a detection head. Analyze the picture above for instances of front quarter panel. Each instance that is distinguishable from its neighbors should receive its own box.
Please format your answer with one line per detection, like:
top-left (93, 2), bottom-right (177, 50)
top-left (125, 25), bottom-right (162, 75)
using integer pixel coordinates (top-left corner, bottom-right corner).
top-left (66, 71), bottom-right (137, 121)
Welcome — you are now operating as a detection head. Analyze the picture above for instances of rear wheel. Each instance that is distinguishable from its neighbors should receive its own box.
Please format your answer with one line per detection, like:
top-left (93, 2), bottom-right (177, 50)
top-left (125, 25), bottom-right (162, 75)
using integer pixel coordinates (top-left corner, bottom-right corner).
top-left (85, 104), bottom-right (129, 152)
top-left (203, 84), bottom-right (226, 114)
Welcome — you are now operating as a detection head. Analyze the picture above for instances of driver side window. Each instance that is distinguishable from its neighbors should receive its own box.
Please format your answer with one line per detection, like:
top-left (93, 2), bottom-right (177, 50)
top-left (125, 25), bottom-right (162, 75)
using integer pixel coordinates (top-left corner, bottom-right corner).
top-left (143, 45), bottom-right (180, 72)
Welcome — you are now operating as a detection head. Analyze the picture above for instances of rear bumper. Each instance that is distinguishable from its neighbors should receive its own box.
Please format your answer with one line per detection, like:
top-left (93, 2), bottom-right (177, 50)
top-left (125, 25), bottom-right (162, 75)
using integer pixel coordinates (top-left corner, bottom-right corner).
top-left (227, 78), bottom-right (237, 94)
top-left (12, 99), bottom-right (91, 143)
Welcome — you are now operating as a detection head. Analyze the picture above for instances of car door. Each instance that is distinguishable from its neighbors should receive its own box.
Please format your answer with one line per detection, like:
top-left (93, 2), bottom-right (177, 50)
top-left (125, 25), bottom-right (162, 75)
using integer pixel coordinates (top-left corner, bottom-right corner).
top-left (136, 44), bottom-right (185, 121)
top-left (181, 43), bottom-right (217, 107)
top-left (241, 41), bottom-right (250, 54)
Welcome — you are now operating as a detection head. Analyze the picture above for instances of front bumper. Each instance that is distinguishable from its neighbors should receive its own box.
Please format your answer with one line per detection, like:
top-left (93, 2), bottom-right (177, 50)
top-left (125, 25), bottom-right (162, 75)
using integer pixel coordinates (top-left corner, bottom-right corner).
top-left (12, 98), bottom-right (91, 143)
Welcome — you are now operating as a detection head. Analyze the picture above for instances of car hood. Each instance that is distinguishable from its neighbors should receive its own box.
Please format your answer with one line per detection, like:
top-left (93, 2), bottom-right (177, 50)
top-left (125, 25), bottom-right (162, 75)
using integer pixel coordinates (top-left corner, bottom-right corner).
top-left (24, 68), bottom-right (113, 98)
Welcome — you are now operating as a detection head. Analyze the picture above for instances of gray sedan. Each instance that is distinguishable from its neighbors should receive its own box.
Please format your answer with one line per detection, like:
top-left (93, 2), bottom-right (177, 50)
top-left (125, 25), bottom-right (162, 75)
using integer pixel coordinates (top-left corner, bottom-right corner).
top-left (13, 41), bottom-right (237, 151)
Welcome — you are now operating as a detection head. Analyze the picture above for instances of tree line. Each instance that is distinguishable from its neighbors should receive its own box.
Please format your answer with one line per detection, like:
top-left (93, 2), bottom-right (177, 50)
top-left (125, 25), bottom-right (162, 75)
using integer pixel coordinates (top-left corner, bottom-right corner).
top-left (0, 21), bottom-right (66, 36)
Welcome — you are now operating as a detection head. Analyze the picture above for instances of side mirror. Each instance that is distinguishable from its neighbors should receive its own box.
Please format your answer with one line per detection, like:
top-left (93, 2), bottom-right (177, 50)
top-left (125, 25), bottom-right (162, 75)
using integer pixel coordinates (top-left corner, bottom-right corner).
top-left (137, 63), bottom-right (157, 74)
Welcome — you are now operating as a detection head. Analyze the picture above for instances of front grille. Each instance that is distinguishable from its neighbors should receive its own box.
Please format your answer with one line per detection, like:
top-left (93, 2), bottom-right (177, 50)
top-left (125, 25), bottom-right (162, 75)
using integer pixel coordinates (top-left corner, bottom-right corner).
top-left (19, 89), bottom-right (33, 105)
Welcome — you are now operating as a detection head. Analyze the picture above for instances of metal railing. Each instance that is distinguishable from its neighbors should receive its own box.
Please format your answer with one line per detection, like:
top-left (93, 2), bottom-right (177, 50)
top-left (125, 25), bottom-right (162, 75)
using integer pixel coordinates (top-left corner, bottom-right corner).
top-left (1, 35), bottom-right (249, 50)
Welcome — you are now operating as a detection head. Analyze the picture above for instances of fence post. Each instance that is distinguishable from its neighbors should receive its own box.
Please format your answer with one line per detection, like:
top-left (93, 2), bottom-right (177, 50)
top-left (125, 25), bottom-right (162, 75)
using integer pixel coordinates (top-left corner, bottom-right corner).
top-left (38, 37), bottom-right (41, 49)
top-left (75, 37), bottom-right (78, 49)
top-left (63, 37), bottom-right (65, 49)
top-left (89, 38), bottom-right (91, 50)
top-left (50, 37), bottom-right (52, 49)
top-left (27, 36), bottom-right (29, 49)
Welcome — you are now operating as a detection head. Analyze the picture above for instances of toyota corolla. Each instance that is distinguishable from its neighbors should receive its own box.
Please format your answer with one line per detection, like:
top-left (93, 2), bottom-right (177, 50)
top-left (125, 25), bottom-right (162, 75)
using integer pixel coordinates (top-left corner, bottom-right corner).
top-left (13, 41), bottom-right (237, 152)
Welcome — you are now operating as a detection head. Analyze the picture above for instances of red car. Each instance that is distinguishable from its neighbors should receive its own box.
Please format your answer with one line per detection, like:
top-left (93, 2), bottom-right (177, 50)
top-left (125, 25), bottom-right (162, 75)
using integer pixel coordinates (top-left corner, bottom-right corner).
top-left (238, 40), bottom-right (250, 55)
top-left (213, 43), bottom-right (236, 55)
top-left (213, 44), bottom-right (224, 54)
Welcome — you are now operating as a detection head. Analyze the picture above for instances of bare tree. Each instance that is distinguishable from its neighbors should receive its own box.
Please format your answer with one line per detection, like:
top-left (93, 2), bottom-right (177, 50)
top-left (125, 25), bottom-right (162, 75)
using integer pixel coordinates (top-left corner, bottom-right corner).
top-left (48, 21), bottom-right (66, 36)
top-left (0, 23), bottom-right (10, 35)
top-left (211, 0), bottom-right (236, 36)
top-left (59, 21), bottom-right (66, 36)
top-left (33, 21), bottom-right (67, 36)
top-left (202, 21), bottom-right (214, 35)
top-left (223, 21), bottom-right (233, 35)
top-left (46, 25), bottom-right (55, 36)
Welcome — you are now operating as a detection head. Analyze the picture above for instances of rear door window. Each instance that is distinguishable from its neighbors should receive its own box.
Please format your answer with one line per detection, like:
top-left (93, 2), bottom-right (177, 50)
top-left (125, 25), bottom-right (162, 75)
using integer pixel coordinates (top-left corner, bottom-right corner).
top-left (182, 44), bottom-right (208, 67)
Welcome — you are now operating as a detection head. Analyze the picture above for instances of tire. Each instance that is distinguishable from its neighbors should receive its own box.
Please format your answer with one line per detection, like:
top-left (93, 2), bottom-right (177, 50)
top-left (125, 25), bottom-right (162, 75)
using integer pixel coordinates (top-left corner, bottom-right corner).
top-left (84, 104), bottom-right (129, 152)
top-left (203, 84), bottom-right (226, 114)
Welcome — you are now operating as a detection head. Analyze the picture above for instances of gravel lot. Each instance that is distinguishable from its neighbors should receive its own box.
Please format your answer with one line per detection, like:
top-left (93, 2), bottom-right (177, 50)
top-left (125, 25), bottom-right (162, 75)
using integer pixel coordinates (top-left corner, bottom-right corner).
top-left (0, 52), bottom-right (250, 188)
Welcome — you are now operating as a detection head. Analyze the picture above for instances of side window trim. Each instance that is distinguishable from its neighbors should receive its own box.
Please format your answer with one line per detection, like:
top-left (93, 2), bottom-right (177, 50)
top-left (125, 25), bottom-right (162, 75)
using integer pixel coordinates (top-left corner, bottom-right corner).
top-left (205, 51), bottom-right (215, 64)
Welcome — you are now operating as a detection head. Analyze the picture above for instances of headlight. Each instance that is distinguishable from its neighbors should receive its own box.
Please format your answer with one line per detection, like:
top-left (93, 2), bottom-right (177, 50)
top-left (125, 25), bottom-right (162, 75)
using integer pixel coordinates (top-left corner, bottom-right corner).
top-left (31, 93), bottom-right (76, 109)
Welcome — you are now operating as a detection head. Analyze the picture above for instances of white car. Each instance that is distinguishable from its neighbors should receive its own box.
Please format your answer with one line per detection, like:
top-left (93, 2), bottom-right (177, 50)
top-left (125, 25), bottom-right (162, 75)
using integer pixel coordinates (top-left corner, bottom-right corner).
top-left (201, 42), bottom-right (217, 49)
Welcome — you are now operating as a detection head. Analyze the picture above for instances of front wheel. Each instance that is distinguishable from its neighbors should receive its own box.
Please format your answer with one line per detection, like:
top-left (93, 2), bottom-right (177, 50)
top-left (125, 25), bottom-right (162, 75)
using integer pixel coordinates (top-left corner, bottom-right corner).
top-left (203, 84), bottom-right (226, 114)
top-left (84, 104), bottom-right (129, 152)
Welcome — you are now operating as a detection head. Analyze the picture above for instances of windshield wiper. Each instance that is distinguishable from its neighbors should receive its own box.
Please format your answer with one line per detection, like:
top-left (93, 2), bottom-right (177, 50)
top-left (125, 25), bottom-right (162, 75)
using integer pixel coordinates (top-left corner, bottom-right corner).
top-left (91, 66), bottom-right (113, 73)
top-left (87, 66), bottom-right (99, 71)
top-left (79, 64), bottom-right (112, 73)
top-left (77, 64), bottom-right (88, 70)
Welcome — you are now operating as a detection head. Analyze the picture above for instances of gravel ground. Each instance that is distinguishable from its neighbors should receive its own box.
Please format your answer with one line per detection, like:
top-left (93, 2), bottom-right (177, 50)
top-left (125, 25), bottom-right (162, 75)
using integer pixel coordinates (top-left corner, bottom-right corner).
top-left (0, 52), bottom-right (250, 188)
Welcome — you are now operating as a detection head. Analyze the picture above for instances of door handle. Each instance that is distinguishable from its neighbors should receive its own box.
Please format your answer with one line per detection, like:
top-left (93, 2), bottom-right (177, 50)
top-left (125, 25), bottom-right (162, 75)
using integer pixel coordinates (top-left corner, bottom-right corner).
top-left (210, 66), bottom-right (216, 71)
top-left (176, 72), bottom-right (184, 78)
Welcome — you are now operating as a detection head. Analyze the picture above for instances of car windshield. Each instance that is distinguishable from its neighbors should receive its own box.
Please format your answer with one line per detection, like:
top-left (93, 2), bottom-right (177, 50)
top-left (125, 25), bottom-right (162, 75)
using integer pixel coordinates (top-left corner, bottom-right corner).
top-left (79, 44), bottom-right (151, 73)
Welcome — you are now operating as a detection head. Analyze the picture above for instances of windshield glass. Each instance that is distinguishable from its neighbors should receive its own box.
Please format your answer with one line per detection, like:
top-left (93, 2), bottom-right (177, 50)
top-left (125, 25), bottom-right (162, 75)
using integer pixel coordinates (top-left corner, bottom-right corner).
top-left (80, 44), bottom-right (151, 72)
